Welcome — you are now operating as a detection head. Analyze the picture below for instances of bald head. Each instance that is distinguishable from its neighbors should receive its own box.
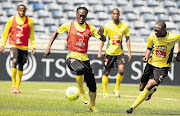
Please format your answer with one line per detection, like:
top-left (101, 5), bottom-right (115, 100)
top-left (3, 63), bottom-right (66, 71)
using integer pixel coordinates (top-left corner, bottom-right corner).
top-left (155, 20), bottom-right (166, 30)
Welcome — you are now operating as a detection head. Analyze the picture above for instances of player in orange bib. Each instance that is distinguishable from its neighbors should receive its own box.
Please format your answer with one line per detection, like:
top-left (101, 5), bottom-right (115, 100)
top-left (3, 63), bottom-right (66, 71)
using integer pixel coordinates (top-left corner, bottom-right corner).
top-left (98, 8), bottom-right (131, 98)
top-left (0, 4), bottom-right (36, 93)
top-left (44, 7), bottom-right (106, 112)
top-left (126, 21), bottom-right (180, 114)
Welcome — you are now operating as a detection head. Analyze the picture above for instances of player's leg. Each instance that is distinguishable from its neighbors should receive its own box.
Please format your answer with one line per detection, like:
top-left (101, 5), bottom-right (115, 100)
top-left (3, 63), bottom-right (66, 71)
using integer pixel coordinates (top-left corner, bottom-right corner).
top-left (83, 61), bottom-right (98, 112)
top-left (102, 67), bottom-right (111, 98)
top-left (102, 54), bottom-right (114, 98)
top-left (114, 54), bottom-right (125, 97)
top-left (66, 58), bottom-right (88, 104)
top-left (10, 48), bottom-right (18, 93)
top-left (16, 50), bottom-right (27, 93)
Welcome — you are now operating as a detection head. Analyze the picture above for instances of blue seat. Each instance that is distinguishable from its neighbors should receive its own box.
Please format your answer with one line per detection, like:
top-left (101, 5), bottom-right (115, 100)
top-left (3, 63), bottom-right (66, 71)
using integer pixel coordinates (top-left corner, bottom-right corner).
top-left (132, 0), bottom-right (144, 7)
top-left (37, 10), bottom-right (49, 18)
top-left (27, 0), bottom-right (39, 4)
top-left (43, 18), bottom-right (55, 26)
top-left (2, 2), bottom-right (13, 10)
top-left (87, 0), bottom-right (98, 5)
top-left (148, 21), bottom-right (156, 30)
top-left (102, 0), bottom-right (112, 6)
top-left (143, 14), bottom-right (155, 22)
top-left (116, 0), bottom-right (128, 6)
top-left (66, 11), bottom-right (76, 19)
top-left (56, 0), bottom-right (67, 4)
top-left (6, 9), bottom-right (17, 17)
top-left (172, 14), bottom-right (180, 23)
top-left (72, 0), bottom-right (85, 5)
top-left (138, 7), bottom-right (151, 15)
top-left (32, 3), bottom-right (44, 11)
top-left (153, 7), bottom-right (166, 15)
top-left (0, 9), bottom-right (3, 16)
top-left (133, 21), bottom-right (145, 30)
top-left (107, 6), bottom-right (118, 13)
top-left (126, 13), bottom-right (137, 21)
top-left (93, 5), bottom-right (105, 13)
top-left (52, 11), bottom-right (63, 19)
top-left (146, 0), bottom-right (158, 7)
top-left (48, 26), bottom-right (58, 33)
top-left (86, 12), bottom-right (95, 20)
top-left (163, 1), bottom-right (175, 8)
top-left (34, 25), bottom-right (45, 32)
top-left (97, 12), bottom-right (109, 20)
top-left (121, 6), bottom-right (134, 14)
top-left (0, 16), bottom-right (8, 24)
top-left (62, 4), bottom-right (74, 12)
top-left (167, 7), bottom-right (179, 15)
top-left (26, 10), bottom-right (33, 17)
top-left (42, 0), bottom-right (53, 4)
top-left (47, 3), bottom-right (59, 11)
top-left (166, 22), bottom-right (177, 31)
top-left (58, 18), bottom-right (70, 26)
top-left (87, 19), bottom-right (101, 27)
top-left (11, 0), bottom-right (22, 3)
top-left (157, 14), bottom-right (169, 22)
top-left (32, 18), bottom-right (40, 25)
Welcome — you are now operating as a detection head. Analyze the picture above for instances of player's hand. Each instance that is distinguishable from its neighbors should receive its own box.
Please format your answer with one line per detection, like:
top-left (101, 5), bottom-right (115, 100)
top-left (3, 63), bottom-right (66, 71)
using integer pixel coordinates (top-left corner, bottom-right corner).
top-left (98, 26), bottom-right (104, 36)
top-left (31, 48), bottom-right (35, 55)
top-left (128, 53), bottom-right (131, 62)
top-left (176, 52), bottom-right (180, 62)
top-left (44, 49), bottom-right (50, 58)
top-left (142, 56), bottom-right (148, 63)
top-left (1, 46), bottom-right (5, 54)
top-left (97, 52), bottom-right (102, 60)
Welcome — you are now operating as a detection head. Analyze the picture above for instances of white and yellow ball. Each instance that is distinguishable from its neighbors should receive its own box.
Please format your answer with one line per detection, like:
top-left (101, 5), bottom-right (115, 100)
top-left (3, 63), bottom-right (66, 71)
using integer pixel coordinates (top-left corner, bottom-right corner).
top-left (65, 86), bottom-right (80, 101)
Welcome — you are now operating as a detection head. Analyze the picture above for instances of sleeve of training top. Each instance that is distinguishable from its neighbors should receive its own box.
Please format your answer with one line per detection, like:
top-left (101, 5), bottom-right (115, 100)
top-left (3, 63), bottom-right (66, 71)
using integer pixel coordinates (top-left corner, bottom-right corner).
top-left (124, 25), bottom-right (130, 37)
top-left (175, 34), bottom-right (180, 42)
top-left (103, 24), bottom-right (108, 37)
top-left (0, 16), bottom-right (13, 47)
top-left (147, 34), bottom-right (154, 48)
top-left (88, 24), bottom-right (101, 39)
top-left (28, 17), bottom-right (36, 49)
top-left (57, 22), bottom-right (71, 35)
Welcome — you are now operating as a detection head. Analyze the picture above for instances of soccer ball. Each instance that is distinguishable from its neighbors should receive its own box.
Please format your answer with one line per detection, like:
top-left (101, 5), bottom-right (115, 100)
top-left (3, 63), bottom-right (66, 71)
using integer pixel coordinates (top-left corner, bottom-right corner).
top-left (65, 86), bottom-right (80, 101)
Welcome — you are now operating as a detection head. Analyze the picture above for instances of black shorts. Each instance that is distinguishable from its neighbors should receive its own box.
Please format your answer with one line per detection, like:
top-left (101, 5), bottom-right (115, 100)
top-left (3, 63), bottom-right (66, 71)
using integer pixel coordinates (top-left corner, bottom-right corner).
top-left (10, 47), bottom-right (28, 64)
top-left (103, 54), bottom-right (125, 68)
top-left (141, 63), bottom-right (169, 84)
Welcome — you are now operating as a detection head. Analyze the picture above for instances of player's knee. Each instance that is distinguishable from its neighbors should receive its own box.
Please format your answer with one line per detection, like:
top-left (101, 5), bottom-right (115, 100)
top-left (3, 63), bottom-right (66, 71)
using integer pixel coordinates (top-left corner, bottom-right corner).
top-left (139, 82), bottom-right (145, 91)
top-left (119, 71), bottom-right (124, 75)
top-left (88, 83), bottom-right (96, 92)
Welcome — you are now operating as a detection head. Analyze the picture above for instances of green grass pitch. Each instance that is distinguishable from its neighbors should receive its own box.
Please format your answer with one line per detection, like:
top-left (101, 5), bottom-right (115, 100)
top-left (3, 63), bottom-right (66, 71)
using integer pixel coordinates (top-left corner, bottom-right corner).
top-left (0, 81), bottom-right (180, 116)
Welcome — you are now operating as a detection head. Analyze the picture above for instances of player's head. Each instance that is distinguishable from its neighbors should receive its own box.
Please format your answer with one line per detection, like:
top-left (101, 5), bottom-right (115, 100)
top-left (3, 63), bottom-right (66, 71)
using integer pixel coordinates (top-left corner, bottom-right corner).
top-left (76, 7), bottom-right (88, 24)
top-left (17, 4), bottom-right (26, 17)
top-left (112, 8), bottom-right (120, 21)
top-left (154, 20), bottom-right (167, 37)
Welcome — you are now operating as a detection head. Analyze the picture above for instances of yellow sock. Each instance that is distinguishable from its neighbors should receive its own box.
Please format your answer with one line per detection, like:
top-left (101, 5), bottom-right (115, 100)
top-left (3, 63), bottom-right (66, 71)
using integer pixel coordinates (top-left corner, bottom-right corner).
top-left (16, 70), bottom-right (23, 89)
top-left (114, 73), bottom-right (124, 90)
top-left (89, 91), bottom-right (96, 107)
top-left (131, 89), bottom-right (150, 109)
top-left (102, 75), bottom-right (108, 93)
top-left (11, 68), bottom-right (17, 87)
top-left (76, 75), bottom-right (85, 94)
top-left (149, 88), bottom-right (155, 95)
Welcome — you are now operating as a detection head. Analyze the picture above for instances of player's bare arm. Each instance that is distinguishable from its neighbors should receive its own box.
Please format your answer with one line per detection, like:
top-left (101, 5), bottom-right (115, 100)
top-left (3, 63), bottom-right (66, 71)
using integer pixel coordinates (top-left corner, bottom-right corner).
top-left (98, 26), bottom-right (106, 42)
top-left (31, 48), bottom-right (35, 55)
top-left (126, 36), bottom-right (131, 61)
top-left (0, 46), bottom-right (5, 54)
top-left (142, 48), bottom-right (151, 62)
top-left (44, 30), bottom-right (59, 58)
top-left (97, 41), bottom-right (104, 60)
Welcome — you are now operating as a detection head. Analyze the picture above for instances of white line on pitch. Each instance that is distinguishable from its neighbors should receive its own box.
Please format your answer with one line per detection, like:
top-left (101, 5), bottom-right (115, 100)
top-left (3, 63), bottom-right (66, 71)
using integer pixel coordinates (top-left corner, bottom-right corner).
top-left (38, 89), bottom-right (180, 101)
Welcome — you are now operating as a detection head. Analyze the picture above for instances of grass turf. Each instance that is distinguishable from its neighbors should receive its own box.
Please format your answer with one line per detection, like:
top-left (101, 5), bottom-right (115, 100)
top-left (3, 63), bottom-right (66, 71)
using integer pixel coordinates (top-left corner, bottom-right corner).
top-left (0, 81), bottom-right (180, 116)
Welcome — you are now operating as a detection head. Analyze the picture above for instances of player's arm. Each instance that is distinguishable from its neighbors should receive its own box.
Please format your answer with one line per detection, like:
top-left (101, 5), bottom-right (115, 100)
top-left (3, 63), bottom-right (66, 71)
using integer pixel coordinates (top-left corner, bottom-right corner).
top-left (98, 26), bottom-right (106, 42)
top-left (44, 30), bottom-right (59, 58)
top-left (29, 18), bottom-right (36, 55)
top-left (176, 42), bottom-right (180, 62)
top-left (143, 48), bottom-right (152, 62)
top-left (0, 17), bottom-right (13, 54)
top-left (126, 36), bottom-right (131, 61)
top-left (97, 41), bottom-right (104, 60)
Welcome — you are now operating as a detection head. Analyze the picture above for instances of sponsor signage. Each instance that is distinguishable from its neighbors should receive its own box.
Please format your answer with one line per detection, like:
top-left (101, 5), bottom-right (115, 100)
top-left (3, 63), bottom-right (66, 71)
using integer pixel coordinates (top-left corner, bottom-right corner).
top-left (0, 51), bottom-right (180, 85)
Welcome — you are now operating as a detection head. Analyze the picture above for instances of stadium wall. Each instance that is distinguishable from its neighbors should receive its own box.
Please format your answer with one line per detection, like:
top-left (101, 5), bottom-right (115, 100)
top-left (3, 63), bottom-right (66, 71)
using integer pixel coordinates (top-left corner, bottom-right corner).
top-left (0, 50), bottom-right (180, 85)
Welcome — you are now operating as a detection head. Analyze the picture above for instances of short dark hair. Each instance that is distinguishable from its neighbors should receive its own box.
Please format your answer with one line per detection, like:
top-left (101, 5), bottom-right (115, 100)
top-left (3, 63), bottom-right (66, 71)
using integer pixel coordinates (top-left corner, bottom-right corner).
top-left (76, 7), bottom-right (88, 14)
top-left (156, 20), bottom-right (166, 29)
top-left (17, 4), bottom-right (26, 10)
top-left (112, 8), bottom-right (119, 13)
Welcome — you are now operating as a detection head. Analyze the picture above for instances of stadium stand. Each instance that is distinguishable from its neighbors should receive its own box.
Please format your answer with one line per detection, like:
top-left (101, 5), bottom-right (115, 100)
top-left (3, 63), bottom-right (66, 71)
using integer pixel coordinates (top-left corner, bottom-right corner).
top-left (0, 0), bottom-right (180, 52)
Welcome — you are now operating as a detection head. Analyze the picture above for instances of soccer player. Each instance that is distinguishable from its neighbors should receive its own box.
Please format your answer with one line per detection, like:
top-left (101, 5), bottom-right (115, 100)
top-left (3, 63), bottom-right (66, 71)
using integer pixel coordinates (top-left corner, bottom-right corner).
top-left (44, 7), bottom-right (106, 112)
top-left (0, 4), bottom-right (36, 93)
top-left (97, 8), bottom-right (131, 98)
top-left (126, 20), bottom-right (180, 114)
